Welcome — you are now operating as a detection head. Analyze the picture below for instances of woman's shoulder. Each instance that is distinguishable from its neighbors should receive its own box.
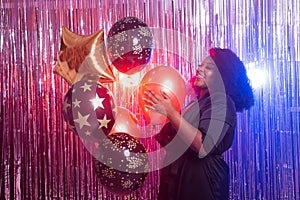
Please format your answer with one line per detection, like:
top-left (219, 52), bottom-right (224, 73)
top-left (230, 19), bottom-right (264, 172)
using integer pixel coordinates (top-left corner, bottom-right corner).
top-left (201, 92), bottom-right (236, 113)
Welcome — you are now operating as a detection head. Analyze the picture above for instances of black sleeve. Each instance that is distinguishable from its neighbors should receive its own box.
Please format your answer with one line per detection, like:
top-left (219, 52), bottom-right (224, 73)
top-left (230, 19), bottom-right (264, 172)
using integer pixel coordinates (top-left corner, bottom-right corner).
top-left (198, 93), bottom-right (236, 155)
top-left (154, 122), bottom-right (177, 147)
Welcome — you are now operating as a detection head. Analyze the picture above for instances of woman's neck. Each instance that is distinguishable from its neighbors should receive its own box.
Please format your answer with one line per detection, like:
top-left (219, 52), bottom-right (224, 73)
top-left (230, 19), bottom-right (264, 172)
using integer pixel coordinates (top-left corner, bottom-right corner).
top-left (197, 89), bottom-right (210, 99)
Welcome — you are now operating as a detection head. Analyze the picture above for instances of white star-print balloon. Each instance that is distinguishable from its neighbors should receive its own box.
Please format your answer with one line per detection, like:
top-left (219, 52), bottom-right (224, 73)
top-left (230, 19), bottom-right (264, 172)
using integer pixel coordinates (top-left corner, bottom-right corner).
top-left (63, 74), bottom-right (116, 141)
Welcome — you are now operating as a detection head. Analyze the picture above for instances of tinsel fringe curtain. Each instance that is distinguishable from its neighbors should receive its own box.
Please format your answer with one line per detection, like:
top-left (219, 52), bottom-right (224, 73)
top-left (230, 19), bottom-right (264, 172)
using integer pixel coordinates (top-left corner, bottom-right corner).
top-left (0, 0), bottom-right (299, 199)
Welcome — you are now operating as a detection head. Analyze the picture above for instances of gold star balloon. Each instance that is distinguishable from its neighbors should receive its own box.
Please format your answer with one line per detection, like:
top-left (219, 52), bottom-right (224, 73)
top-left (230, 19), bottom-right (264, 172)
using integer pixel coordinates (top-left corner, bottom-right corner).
top-left (54, 26), bottom-right (116, 85)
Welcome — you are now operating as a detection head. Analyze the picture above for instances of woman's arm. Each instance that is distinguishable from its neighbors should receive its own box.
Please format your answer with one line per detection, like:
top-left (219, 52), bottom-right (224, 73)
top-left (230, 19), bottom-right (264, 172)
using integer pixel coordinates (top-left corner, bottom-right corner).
top-left (143, 89), bottom-right (207, 156)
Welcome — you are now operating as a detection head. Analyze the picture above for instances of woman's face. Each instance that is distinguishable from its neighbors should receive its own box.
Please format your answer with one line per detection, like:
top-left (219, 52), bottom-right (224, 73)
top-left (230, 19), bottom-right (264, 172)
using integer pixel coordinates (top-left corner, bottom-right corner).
top-left (194, 56), bottom-right (219, 90)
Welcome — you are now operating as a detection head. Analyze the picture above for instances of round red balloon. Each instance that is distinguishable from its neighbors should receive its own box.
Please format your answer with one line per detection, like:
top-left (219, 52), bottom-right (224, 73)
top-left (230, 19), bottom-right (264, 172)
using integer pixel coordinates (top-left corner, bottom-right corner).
top-left (138, 66), bottom-right (186, 125)
top-left (94, 132), bottom-right (148, 196)
top-left (109, 106), bottom-right (141, 139)
top-left (63, 74), bottom-right (116, 141)
top-left (106, 16), bottom-right (154, 74)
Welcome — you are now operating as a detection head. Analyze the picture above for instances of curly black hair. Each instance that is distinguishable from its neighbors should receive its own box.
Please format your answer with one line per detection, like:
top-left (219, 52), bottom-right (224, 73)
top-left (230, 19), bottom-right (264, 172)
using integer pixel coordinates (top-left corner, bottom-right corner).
top-left (209, 48), bottom-right (254, 112)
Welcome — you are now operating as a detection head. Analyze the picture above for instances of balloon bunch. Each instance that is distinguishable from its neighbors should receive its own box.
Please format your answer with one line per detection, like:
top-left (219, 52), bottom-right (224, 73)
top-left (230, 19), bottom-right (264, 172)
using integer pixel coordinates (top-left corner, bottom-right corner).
top-left (54, 16), bottom-right (186, 196)
top-left (55, 16), bottom-right (154, 196)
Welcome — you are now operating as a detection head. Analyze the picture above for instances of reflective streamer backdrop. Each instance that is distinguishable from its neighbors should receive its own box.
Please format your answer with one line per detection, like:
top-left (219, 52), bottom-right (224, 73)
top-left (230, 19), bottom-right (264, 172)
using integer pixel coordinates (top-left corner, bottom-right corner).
top-left (0, 0), bottom-right (299, 199)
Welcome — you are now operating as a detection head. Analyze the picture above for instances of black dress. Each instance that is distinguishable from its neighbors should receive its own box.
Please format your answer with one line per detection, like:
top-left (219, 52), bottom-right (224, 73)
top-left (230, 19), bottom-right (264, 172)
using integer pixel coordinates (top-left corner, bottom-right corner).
top-left (155, 92), bottom-right (236, 200)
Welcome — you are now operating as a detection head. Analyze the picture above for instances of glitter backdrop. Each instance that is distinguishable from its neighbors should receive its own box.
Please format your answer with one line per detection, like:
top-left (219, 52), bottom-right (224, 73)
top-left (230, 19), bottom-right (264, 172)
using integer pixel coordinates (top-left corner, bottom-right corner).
top-left (1, 0), bottom-right (299, 199)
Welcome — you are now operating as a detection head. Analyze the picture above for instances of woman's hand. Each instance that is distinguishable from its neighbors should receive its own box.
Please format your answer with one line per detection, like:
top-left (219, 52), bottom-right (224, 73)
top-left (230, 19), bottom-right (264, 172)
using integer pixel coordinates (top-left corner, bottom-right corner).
top-left (143, 88), bottom-right (177, 117)
top-left (143, 88), bottom-right (206, 156)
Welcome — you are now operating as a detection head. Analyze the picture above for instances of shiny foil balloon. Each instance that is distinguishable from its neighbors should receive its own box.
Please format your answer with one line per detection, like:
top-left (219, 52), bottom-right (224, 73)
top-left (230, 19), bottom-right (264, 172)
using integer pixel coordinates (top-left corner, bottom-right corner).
top-left (138, 66), bottom-right (186, 125)
top-left (63, 74), bottom-right (116, 141)
top-left (109, 106), bottom-right (141, 139)
top-left (54, 27), bottom-right (116, 85)
top-left (106, 16), bottom-right (154, 74)
top-left (94, 133), bottom-right (149, 196)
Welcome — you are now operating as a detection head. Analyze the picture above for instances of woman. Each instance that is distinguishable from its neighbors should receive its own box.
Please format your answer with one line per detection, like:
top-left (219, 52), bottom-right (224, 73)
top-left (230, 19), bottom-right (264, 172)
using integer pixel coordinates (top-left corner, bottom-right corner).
top-left (143, 48), bottom-right (254, 199)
